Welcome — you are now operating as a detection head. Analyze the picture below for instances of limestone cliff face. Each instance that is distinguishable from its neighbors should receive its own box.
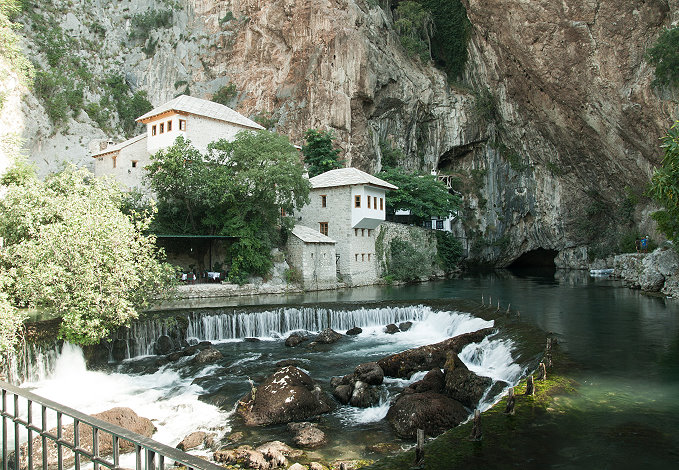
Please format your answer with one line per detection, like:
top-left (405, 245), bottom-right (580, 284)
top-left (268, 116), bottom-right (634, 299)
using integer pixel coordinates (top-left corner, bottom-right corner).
top-left (454, 0), bottom-right (679, 266)
top-left (5, 0), bottom-right (678, 266)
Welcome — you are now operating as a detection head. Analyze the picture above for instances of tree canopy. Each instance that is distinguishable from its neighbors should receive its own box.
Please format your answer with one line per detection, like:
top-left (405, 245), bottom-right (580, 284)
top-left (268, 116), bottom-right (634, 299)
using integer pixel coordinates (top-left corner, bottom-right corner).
top-left (646, 27), bottom-right (679, 88)
top-left (377, 166), bottom-right (461, 223)
top-left (301, 129), bottom-right (343, 177)
top-left (0, 165), bottom-right (176, 346)
top-left (145, 131), bottom-right (310, 282)
top-left (649, 121), bottom-right (679, 245)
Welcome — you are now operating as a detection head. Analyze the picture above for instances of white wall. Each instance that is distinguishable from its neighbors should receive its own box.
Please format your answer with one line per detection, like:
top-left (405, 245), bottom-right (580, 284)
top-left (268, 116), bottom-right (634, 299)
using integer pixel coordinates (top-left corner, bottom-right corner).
top-left (351, 185), bottom-right (386, 229)
top-left (93, 137), bottom-right (149, 192)
top-left (146, 113), bottom-right (187, 154)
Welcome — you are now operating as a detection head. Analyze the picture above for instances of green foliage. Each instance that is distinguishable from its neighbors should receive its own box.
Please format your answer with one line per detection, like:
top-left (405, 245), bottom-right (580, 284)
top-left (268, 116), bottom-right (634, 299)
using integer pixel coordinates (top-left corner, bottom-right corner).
top-left (386, 238), bottom-right (430, 281)
top-left (646, 27), bottom-right (679, 88)
top-left (100, 74), bottom-right (153, 137)
top-left (545, 160), bottom-right (564, 176)
top-left (129, 9), bottom-right (173, 41)
top-left (394, 1), bottom-right (433, 62)
top-left (379, 140), bottom-right (404, 169)
top-left (302, 129), bottom-right (344, 177)
top-left (253, 111), bottom-right (276, 129)
top-left (435, 230), bottom-right (463, 271)
top-left (377, 167), bottom-right (461, 223)
top-left (284, 267), bottom-right (302, 285)
top-left (146, 132), bottom-right (310, 280)
top-left (212, 83), bottom-right (237, 106)
top-left (219, 11), bottom-right (234, 25)
top-left (0, 0), bottom-right (34, 94)
top-left (649, 121), bottom-right (679, 245)
top-left (0, 165), bottom-right (176, 346)
top-left (474, 88), bottom-right (499, 124)
top-left (0, 286), bottom-right (25, 353)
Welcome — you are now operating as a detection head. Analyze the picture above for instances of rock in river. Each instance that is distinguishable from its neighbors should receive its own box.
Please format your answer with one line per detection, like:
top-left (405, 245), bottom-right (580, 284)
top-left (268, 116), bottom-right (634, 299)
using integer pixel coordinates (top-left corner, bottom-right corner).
top-left (386, 391), bottom-right (468, 439)
top-left (236, 366), bottom-right (332, 426)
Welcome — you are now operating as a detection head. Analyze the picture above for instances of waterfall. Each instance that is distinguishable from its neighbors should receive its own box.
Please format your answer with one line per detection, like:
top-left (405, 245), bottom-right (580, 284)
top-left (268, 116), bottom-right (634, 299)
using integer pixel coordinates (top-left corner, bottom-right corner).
top-left (184, 305), bottom-right (485, 343)
top-left (1, 341), bottom-right (63, 385)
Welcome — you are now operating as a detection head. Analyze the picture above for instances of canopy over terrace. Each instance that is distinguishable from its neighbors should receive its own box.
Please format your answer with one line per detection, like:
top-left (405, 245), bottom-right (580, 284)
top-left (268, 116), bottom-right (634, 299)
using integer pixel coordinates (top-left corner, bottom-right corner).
top-left (155, 235), bottom-right (239, 274)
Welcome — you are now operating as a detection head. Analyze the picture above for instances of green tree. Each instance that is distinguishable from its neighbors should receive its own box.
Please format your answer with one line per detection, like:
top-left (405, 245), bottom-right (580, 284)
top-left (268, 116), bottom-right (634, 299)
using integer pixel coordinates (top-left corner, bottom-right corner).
top-left (207, 131), bottom-right (311, 281)
top-left (302, 129), bottom-right (343, 177)
top-left (0, 165), bottom-right (176, 346)
top-left (649, 121), bottom-right (679, 245)
top-left (377, 166), bottom-right (461, 224)
top-left (145, 136), bottom-right (209, 233)
top-left (646, 27), bottom-right (679, 87)
top-left (394, 1), bottom-right (434, 62)
top-left (146, 131), bottom-right (310, 281)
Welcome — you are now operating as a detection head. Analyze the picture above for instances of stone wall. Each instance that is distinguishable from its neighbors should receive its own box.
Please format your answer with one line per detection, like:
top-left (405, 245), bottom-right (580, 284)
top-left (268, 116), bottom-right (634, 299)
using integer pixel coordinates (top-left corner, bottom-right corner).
top-left (286, 236), bottom-right (337, 290)
top-left (375, 222), bottom-right (443, 279)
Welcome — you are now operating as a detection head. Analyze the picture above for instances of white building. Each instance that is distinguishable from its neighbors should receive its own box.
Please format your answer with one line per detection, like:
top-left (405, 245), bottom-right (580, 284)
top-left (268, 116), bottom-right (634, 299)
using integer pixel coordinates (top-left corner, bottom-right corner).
top-left (286, 225), bottom-right (337, 290)
top-left (293, 167), bottom-right (397, 286)
top-left (91, 95), bottom-right (264, 192)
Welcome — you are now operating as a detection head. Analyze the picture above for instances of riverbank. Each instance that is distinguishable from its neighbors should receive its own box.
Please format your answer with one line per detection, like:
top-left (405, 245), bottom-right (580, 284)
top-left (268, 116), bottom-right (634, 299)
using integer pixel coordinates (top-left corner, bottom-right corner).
top-left (591, 245), bottom-right (679, 297)
top-left (368, 349), bottom-right (577, 469)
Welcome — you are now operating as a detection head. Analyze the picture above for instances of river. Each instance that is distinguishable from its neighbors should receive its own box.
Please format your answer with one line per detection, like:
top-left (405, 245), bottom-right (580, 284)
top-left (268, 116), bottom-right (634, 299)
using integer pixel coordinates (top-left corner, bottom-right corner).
top-left (13, 269), bottom-right (679, 468)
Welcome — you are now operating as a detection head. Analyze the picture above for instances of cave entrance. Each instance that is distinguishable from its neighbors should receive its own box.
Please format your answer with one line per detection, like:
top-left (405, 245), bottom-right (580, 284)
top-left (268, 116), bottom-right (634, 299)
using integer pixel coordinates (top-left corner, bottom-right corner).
top-left (508, 248), bottom-right (558, 270)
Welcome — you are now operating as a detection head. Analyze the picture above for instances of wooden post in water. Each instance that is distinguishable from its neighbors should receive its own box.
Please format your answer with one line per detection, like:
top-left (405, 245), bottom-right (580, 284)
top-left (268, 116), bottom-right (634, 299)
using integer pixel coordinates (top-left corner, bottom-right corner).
top-left (537, 362), bottom-right (547, 381)
top-left (468, 409), bottom-right (482, 441)
top-left (525, 375), bottom-right (535, 396)
top-left (545, 338), bottom-right (553, 367)
top-left (415, 428), bottom-right (425, 465)
top-left (504, 387), bottom-right (516, 415)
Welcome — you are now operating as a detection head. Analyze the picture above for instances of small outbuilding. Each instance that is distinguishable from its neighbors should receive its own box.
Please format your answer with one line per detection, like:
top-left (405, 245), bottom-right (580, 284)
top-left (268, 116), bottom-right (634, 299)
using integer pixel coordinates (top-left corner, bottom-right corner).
top-left (287, 225), bottom-right (337, 290)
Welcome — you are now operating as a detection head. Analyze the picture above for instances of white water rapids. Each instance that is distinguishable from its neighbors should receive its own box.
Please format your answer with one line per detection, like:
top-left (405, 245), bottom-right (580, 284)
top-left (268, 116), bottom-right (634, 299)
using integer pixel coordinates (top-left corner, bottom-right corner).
top-left (11, 305), bottom-right (525, 460)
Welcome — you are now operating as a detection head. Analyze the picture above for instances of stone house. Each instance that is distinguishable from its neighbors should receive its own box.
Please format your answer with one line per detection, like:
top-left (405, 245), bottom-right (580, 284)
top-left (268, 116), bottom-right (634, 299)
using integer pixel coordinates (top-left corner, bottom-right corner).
top-left (286, 225), bottom-right (337, 290)
top-left (91, 95), bottom-right (264, 192)
top-left (293, 167), bottom-right (397, 286)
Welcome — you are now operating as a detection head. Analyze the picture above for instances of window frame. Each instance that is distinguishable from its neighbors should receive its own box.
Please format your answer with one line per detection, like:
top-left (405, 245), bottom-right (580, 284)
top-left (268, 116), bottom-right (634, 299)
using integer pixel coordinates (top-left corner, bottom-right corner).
top-left (159, 123), bottom-right (165, 134)
top-left (319, 222), bottom-right (329, 236)
top-left (179, 119), bottom-right (186, 131)
top-left (367, 195), bottom-right (371, 209)
top-left (131, 160), bottom-right (138, 168)
top-left (355, 195), bottom-right (361, 208)
top-left (167, 120), bottom-right (172, 131)
top-left (321, 195), bottom-right (327, 207)
top-left (152, 125), bottom-right (157, 136)
top-left (380, 197), bottom-right (384, 210)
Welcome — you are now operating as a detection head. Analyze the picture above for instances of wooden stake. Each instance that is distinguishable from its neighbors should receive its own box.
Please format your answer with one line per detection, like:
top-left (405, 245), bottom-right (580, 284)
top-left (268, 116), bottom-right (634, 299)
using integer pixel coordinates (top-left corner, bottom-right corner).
top-left (415, 428), bottom-right (425, 465)
top-left (504, 387), bottom-right (515, 415)
top-left (525, 375), bottom-right (535, 396)
top-left (537, 362), bottom-right (547, 381)
top-left (468, 409), bottom-right (482, 441)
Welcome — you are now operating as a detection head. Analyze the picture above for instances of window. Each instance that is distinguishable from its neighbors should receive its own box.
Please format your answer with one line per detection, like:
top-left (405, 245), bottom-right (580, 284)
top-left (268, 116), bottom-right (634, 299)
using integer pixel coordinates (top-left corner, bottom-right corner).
top-left (152, 125), bottom-right (157, 136)
top-left (380, 197), bottom-right (384, 210)
top-left (112, 156), bottom-right (117, 168)
top-left (167, 120), bottom-right (172, 131)
top-left (131, 161), bottom-right (138, 168)
top-left (436, 219), bottom-right (444, 230)
top-left (367, 196), bottom-right (371, 208)
top-left (361, 253), bottom-right (365, 261)
top-left (321, 195), bottom-right (327, 207)
top-left (159, 123), bottom-right (165, 134)
top-left (281, 207), bottom-right (287, 217)
top-left (355, 254), bottom-right (358, 261)
top-left (355, 195), bottom-right (361, 208)
top-left (319, 222), bottom-right (328, 236)
top-left (179, 119), bottom-right (186, 131)
top-left (368, 254), bottom-right (371, 261)
top-left (368, 229), bottom-right (372, 237)
top-left (354, 228), bottom-right (359, 236)
top-left (361, 229), bottom-right (365, 237)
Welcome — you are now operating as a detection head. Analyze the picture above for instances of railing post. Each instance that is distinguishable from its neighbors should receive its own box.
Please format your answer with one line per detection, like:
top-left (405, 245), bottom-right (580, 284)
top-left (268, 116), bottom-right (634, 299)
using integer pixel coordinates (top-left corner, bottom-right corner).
top-left (41, 406), bottom-right (48, 470)
top-left (93, 426), bottom-right (100, 470)
top-left (14, 393), bottom-right (19, 470)
top-left (27, 399), bottom-right (33, 470)
top-left (146, 449), bottom-right (156, 470)
top-left (74, 417), bottom-right (81, 470)
top-left (2, 389), bottom-right (7, 470)
top-left (136, 444), bottom-right (142, 470)
top-left (57, 412), bottom-right (63, 470)
top-left (113, 435), bottom-right (120, 469)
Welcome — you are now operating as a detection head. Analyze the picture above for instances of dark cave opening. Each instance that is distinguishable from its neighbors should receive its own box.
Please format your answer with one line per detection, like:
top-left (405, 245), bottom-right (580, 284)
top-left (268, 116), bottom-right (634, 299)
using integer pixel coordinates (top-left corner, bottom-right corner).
top-left (508, 248), bottom-right (559, 269)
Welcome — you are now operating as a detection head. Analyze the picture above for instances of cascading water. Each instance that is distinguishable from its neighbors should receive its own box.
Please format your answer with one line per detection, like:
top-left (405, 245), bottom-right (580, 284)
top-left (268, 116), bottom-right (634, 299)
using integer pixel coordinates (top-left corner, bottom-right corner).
top-left (12, 304), bottom-right (527, 463)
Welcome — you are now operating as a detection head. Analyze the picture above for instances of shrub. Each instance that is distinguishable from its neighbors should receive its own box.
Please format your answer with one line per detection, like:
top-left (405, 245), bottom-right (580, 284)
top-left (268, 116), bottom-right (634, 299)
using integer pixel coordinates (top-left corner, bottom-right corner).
top-left (646, 27), bottom-right (679, 88)
top-left (436, 231), bottom-right (463, 271)
top-left (129, 10), bottom-right (173, 41)
top-left (284, 267), bottom-right (302, 285)
top-left (212, 83), bottom-right (237, 106)
top-left (387, 237), bottom-right (430, 281)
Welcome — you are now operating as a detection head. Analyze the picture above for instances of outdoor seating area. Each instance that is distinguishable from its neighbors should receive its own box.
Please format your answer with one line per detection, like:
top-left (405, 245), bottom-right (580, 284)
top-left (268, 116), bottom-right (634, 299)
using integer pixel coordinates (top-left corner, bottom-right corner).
top-left (180, 271), bottom-right (223, 284)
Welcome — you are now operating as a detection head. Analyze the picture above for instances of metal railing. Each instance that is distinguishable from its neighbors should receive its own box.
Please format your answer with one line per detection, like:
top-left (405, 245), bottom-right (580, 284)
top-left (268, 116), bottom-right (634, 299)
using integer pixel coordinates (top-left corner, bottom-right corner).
top-left (0, 380), bottom-right (224, 470)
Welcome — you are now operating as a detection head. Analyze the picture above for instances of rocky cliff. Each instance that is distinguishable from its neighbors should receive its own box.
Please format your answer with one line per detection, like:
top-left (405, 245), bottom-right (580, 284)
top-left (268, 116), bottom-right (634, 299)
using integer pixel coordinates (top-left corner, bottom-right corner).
top-left (1, 0), bottom-right (677, 267)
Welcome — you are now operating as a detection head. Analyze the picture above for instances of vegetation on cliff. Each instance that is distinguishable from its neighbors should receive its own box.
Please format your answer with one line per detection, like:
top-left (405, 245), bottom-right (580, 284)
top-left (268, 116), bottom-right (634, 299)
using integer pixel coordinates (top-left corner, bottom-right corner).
top-left (302, 129), bottom-right (344, 177)
top-left (145, 132), bottom-right (310, 283)
top-left (649, 121), bottom-right (679, 247)
top-left (0, 164), bottom-right (176, 347)
top-left (646, 26), bottom-right (679, 88)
